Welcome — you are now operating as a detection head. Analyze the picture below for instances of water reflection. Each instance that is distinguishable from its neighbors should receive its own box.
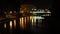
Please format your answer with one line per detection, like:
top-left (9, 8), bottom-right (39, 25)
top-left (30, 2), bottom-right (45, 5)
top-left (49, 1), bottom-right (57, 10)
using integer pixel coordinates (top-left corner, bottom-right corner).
top-left (10, 21), bottom-right (12, 31)
top-left (4, 23), bottom-right (6, 29)
top-left (19, 16), bottom-right (44, 30)
top-left (3, 16), bottom-right (45, 33)
top-left (20, 17), bottom-right (24, 29)
top-left (24, 17), bottom-right (26, 25)
top-left (31, 18), bottom-right (34, 26)
top-left (14, 20), bottom-right (16, 28)
top-left (19, 17), bottom-right (27, 29)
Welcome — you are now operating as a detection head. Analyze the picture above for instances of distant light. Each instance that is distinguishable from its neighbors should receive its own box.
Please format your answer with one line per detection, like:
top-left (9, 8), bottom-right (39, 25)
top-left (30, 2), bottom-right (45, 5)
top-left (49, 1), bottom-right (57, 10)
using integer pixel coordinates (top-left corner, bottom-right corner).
top-left (43, 14), bottom-right (51, 16)
top-left (32, 18), bottom-right (34, 26)
top-left (20, 11), bottom-right (24, 13)
top-left (34, 9), bottom-right (36, 10)
top-left (41, 9), bottom-right (44, 12)
top-left (30, 16), bottom-right (33, 20)
top-left (30, 10), bottom-right (51, 13)
top-left (14, 20), bottom-right (16, 28)
top-left (32, 8), bottom-right (37, 10)
top-left (33, 16), bottom-right (45, 19)
top-left (45, 9), bottom-right (50, 12)
top-left (45, 9), bottom-right (48, 11)
top-left (19, 17), bottom-right (24, 29)
top-left (10, 11), bottom-right (12, 14)
top-left (47, 10), bottom-right (51, 13)
top-left (32, 8), bottom-right (34, 10)
top-left (4, 23), bottom-right (6, 29)
top-left (14, 11), bottom-right (16, 13)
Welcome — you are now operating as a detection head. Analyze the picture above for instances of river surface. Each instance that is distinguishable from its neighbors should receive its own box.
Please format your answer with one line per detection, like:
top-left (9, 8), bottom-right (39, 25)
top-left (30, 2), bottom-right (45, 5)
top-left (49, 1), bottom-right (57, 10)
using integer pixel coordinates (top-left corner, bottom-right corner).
top-left (0, 16), bottom-right (48, 34)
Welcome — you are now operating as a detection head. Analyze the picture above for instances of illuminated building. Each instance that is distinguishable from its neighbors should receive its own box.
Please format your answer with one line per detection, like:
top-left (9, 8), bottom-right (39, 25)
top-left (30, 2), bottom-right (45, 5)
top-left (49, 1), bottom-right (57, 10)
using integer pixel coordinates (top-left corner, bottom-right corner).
top-left (20, 4), bottom-right (51, 27)
top-left (0, 4), bottom-right (51, 32)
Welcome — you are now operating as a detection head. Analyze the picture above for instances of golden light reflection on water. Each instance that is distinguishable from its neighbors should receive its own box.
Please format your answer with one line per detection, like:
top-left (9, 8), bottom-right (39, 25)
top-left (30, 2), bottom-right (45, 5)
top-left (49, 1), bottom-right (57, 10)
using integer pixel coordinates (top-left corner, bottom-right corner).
top-left (24, 17), bottom-right (26, 28)
top-left (3, 16), bottom-right (43, 30)
top-left (19, 16), bottom-right (37, 29)
top-left (21, 17), bottom-right (24, 29)
top-left (20, 18), bottom-right (22, 27)
top-left (4, 23), bottom-right (6, 29)
top-left (14, 20), bottom-right (16, 28)
top-left (30, 16), bottom-right (33, 20)
top-left (24, 17), bottom-right (26, 24)
top-left (30, 16), bottom-right (36, 26)
top-left (10, 21), bottom-right (12, 31)
top-left (19, 17), bottom-right (25, 29)
top-left (32, 18), bottom-right (34, 26)
top-left (19, 16), bottom-right (36, 29)
top-left (19, 17), bottom-right (27, 29)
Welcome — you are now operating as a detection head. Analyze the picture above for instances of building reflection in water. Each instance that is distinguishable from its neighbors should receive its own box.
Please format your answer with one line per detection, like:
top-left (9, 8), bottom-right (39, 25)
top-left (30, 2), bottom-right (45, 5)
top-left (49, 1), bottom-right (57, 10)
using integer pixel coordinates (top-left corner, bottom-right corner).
top-left (24, 17), bottom-right (26, 25)
top-left (3, 16), bottom-right (45, 31)
top-left (4, 23), bottom-right (6, 29)
top-left (14, 20), bottom-right (16, 28)
top-left (10, 21), bottom-right (12, 31)
top-left (31, 18), bottom-right (34, 26)
top-left (21, 17), bottom-right (24, 29)
top-left (20, 17), bottom-right (26, 29)
top-left (19, 16), bottom-right (44, 29)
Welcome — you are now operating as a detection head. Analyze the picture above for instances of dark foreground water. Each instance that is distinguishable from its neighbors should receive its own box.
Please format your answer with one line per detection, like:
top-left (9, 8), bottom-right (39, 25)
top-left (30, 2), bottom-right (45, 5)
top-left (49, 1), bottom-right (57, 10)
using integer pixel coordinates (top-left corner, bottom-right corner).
top-left (0, 17), bottom-right (48, 34)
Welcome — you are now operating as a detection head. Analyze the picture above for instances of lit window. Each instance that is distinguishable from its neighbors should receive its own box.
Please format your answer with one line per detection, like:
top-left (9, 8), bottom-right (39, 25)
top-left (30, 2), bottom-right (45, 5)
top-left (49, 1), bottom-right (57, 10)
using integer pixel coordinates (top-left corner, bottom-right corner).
top-left (20, 11), bottom-right (24, 13)
top-left (10, 11), bottom-right (12, 14)
top-left (34, 9), bottom-right (36, 10)
top-left (32, 8), bottom-right (34, 10)
top-left (33, 16), bottom-right (45, 19)
top-left (4, 23), bottom-right (6, 29)
top-left (14, 11), bottom-right (16, 13)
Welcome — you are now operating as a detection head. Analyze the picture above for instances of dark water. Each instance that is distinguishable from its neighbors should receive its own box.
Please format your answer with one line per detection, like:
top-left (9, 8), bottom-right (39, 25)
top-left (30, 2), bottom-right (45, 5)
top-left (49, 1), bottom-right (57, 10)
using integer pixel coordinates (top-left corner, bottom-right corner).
top-left (0, 16), bottom-right (48, 34)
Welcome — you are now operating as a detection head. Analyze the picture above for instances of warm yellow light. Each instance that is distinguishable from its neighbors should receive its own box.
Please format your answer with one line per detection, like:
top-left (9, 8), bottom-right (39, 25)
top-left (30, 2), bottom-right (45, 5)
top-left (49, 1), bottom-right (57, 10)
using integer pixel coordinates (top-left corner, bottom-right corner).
top-left (32, 18), bottom-right (34, 26)
top-left (19, 17), bottom-right (24, 29)
top-left (10, 11), bottom-right (12, 13)
top-left (14, 11), bottom-right (16, 13)
top-left (30, 16), bottom-right (33, 20)
top-left (20, 18), bottom-right (21, 26)
top-left (24, 17), bottom-right (26, 28)
top-left (4, 23), bottom-right (6, 29)
top-left (20, 18), bottom-right (22, 27)
top-left (10, 21), bottom-right (12, 30)
top-left (14, 20), bottom-right (16, 28)
top-left (24, 17), bottom-right (26, 24)
top-left (21, 17), bottom-right (24, 29)
top-left (20, 11), bottom-right (24, 13)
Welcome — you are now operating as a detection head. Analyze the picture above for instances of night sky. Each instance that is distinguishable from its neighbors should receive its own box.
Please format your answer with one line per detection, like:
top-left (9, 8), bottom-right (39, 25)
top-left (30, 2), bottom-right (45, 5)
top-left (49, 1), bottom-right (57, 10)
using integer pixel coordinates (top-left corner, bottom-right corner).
top-left (21, 0), bottom-right (54, 9)
top-left (0, 0), bottom-right (54, 10)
